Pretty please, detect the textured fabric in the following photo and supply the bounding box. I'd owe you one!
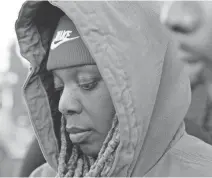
[29,163,56,177]
[18,137,46,177]
[15,1,212,177]
[47,15,95,71]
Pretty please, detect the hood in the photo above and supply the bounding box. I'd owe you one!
[15,1,191,176]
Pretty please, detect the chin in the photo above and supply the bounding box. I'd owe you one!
[79,142,101,158]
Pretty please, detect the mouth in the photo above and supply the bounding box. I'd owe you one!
[177,43,201,64]
[66,127,92,143]
[66,127,90,134]
[179,43,197,54]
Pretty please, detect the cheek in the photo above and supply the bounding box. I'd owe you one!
[189,4,212,50]
[83,83,115,133]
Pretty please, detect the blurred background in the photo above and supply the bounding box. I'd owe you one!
[0,1,212,177]
[0,0,34,176]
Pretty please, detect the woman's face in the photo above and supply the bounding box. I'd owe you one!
[53,65,115,157]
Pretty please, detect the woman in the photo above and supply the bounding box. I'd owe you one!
[15,1,212,177]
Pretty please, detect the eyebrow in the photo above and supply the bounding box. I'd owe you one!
[51,65,100,85]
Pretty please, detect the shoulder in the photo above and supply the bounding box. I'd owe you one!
[29,163,56,177]
[170,133,212,176]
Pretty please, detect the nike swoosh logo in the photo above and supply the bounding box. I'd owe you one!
[50,36,80,50]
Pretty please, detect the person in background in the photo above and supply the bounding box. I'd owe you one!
[161,1,212,68]
[160,1,212,145]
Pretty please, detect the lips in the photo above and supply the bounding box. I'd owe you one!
[177,43,201,64]
[66,127,89,134]
[179,43,196,54]
[66,127,92,143]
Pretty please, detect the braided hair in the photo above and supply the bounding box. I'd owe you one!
[56,115,120,177]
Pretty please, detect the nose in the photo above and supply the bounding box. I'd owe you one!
[58,87,82,115]
[160,1,202,34]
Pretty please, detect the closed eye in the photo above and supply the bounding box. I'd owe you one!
[79,81,98,91]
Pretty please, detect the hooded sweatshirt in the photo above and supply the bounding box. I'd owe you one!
[15,1,212,177]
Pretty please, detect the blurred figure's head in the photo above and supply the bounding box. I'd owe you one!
[160,1,212,70]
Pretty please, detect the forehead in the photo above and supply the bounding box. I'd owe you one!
[52,64,100,79]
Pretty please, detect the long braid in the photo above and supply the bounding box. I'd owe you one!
[73,157,83,177]
[96,116,118,159]
[82,155,89,176]
[86,126,120,177]
[87,156,95,167]
[100,127,120,176]
[56,116,67,177]
[100,152,115,176]
[56,115,120,177]
[97,125,119,176]
[88,116,118,170]
[64,145,79,177]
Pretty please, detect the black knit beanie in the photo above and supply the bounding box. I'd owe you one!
[47,15,95,71]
